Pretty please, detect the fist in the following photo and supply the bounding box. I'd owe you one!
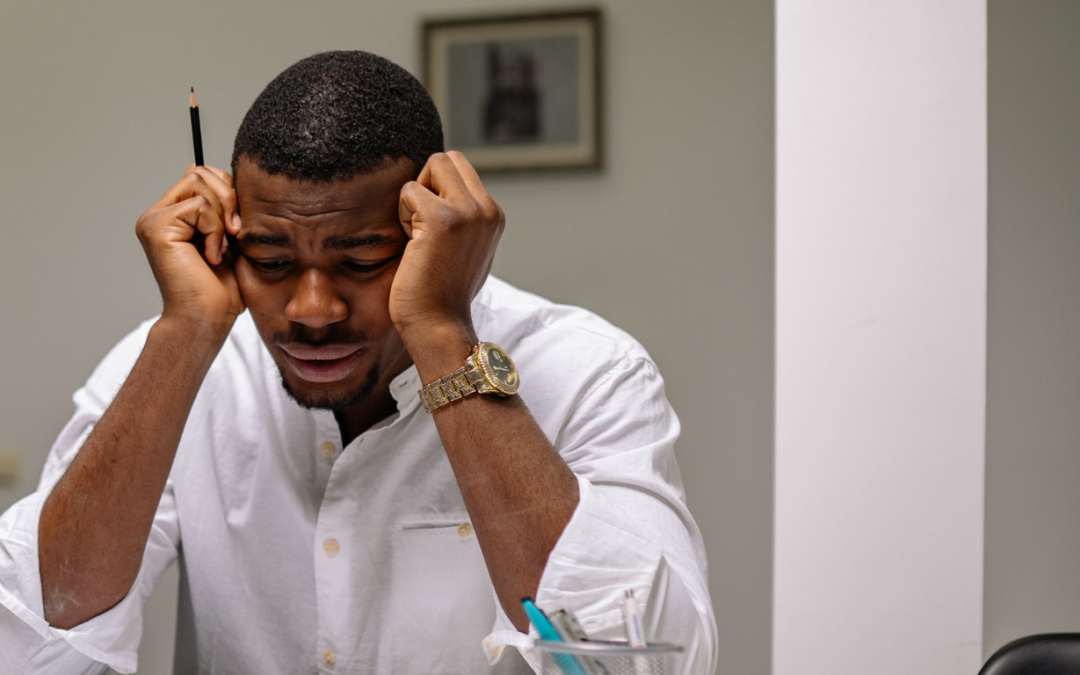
[392,152,504,344]
[135,165,245,332]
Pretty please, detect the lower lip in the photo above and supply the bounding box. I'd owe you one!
[281,349,365,383]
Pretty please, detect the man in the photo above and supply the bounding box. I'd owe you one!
[0,51,716,674]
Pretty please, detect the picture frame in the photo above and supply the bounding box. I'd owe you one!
[422,9,603,173]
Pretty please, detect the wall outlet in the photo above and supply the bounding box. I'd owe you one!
[0,449,21,485]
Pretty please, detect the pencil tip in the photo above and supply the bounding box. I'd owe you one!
[191,86,194,92]
[190,89,198,108]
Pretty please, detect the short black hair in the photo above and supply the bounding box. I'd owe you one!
[232,51,444,181]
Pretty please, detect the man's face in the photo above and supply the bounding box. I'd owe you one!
[232,156,416,410]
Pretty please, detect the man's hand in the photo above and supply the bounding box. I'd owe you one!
[136,164,245,334]
[392,152,504,356]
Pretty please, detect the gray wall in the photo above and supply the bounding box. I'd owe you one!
[0,2,775,674]
[984,0,1080,659]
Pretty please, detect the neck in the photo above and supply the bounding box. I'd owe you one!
[332,349,413,446]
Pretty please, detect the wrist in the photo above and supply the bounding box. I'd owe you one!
[153,312,234,354]
[401,321,477,385]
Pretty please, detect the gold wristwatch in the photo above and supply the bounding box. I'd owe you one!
[418,342,519,413]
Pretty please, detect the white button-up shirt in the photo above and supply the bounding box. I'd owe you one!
[0,277,717,675]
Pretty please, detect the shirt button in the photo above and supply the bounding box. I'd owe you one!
[324,649,337,665]
[320,441,336,458]
[457,522,473,538]
[323,538,340,557]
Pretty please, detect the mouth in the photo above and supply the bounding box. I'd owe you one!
[278,343,366,383]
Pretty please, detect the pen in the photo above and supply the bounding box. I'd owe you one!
[550,609,589,642]
[550,610,607,675]
[522,598,587,675]
[622,590,649,675]
[561,609,595,645]
[522,597,562,642]
[621,589,647,648]
[189,87,204,166]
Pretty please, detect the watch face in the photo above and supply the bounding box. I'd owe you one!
[479,343,519,395]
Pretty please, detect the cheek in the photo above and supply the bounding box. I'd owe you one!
[343,269,397,324]
[236,269,288,319]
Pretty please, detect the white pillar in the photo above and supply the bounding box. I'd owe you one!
[773,2,987,674]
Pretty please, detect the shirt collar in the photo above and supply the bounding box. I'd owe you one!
[389,364,421,414]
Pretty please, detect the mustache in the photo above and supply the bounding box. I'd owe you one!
[270,324,375,346]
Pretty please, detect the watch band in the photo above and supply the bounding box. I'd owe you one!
[418,345,497,413]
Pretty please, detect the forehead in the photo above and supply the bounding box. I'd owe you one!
[234,156,414,232]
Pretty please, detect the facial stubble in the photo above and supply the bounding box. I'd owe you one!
[276,357,383,411]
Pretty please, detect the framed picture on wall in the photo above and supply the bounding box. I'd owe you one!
[422,9,603,173]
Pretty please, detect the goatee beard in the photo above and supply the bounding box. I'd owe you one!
[277,359,382,411]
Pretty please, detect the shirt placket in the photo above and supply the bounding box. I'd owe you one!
[311,368,419,672]
[312,410,349,672]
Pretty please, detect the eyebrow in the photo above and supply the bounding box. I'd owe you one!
[238,233,290,248]
[324,234,398,251]
[237,233,398,251]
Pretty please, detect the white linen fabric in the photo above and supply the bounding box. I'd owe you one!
[0,277,717,675]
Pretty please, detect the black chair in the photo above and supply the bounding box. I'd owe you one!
[980,634,1080,674]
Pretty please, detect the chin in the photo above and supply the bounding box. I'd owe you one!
[277,362,381,411]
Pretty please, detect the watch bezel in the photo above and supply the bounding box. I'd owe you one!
[475,342,520,396]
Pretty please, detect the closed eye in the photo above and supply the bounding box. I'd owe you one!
[246,259,290,273]
[342,256,400,274]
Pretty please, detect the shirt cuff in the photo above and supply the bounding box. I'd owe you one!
[0,490,151,674]
[482,474,664,670]
[482,628,534,667]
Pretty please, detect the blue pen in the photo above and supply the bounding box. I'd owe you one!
[522,598,587,675]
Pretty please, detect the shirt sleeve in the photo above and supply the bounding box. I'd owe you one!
[482,356,718,675]
[0,319,180,675]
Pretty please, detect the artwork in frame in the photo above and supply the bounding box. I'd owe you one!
[422,9,603,173]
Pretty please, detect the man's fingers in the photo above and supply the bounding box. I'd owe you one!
[169,170,232,264]
[399,180,447,239]
[153,166,237,225]
[444,151,503,229]
[188,176,228,265]
[443,151,488,201]
[190,167,239,235]
[199,165,240,236]
[201,165,234,187]
[154,166,202,208]
[421,152,472,201]
[402,152,503,242]
[162,195,228,265]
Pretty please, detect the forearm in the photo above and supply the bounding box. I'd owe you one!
[394,152,581,632]
[38,317,227,628]
[410,329,580,632]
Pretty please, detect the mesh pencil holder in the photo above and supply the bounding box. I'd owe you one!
[536,640,684,675]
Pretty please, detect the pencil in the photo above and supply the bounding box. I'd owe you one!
[189,87,204,166]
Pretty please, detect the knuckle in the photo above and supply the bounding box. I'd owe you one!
[461,201,482,223]
[436,204,459,227]
[136,210,159,236]
[481,199,501,223]
[466,199,488,223]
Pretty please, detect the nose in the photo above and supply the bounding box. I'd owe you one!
[284,269,348,329]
